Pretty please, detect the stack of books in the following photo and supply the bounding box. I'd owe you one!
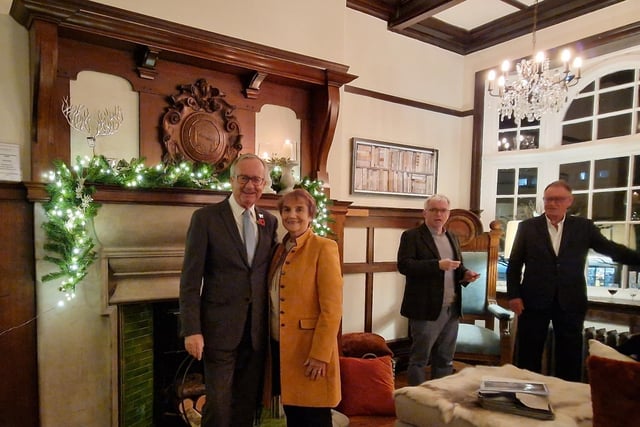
[477,377,555,420]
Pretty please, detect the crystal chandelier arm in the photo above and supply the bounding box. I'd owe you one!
[485,0,582,125]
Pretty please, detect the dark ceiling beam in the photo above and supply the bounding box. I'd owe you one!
[346,0,394,21]
[348,0,627,55]
[468,0,626,54]
[400,18,469,54]
[499,0,528,10]
[389,0,465,30]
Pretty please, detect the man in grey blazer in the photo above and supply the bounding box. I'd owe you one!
[507,180,640,381]
[179,153,278,427]
[398,194,480,385]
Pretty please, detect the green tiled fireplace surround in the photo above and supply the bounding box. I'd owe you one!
[120,304,154,427]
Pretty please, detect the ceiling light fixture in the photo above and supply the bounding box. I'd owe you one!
[486,0,582,124]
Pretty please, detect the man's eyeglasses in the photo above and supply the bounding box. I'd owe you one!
[236,175,265,185]
[543,196,570,203]
[427,208,449,214]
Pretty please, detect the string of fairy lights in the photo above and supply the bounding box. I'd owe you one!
[41,155,334,303]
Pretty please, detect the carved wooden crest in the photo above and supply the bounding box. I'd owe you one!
[162,78,242,171]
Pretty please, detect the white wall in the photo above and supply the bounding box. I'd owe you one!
[93,0,347,64]
[0,14,29,179]
[335,9,470,209]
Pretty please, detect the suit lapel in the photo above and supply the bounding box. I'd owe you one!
[419,224,440,257]
[220,199,249,264]
[254,208,272,263]
[557,215,575,256]
[534,215,557,258]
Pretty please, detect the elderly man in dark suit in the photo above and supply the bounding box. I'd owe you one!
[507,179,640,381]
[179,153,278,427]
[398,194,480,385]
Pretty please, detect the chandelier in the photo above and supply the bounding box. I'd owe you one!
[486,0,582,124]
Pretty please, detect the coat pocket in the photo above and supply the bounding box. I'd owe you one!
[299,318,317,330]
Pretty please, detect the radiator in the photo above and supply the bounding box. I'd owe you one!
[541,326,630,382]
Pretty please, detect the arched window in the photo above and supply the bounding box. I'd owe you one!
[481,51,640,295]
[562,69,639,145]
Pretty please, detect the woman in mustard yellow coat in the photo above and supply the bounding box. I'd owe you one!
[267,188,343,427]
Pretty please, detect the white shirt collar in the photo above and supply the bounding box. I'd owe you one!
[228,195,254,221]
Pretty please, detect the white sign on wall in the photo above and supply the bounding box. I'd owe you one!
[0,142,21,182]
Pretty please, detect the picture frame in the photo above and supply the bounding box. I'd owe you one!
[351,137,438,197]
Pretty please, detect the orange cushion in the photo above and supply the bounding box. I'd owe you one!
[337,356,395,417]
[587,354,640,427]
[341,332,393,358]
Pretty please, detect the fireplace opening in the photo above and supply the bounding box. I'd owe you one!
[153,301,204,427]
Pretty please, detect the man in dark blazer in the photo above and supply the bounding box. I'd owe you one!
[507,180,640,381]
[179,153,278,427]
[398,194,480,385]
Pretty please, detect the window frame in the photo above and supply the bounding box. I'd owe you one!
[481,51,640,297]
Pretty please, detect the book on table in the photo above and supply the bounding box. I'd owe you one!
[477,377,555,420]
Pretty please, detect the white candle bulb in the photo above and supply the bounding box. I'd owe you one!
[283,140,292,160]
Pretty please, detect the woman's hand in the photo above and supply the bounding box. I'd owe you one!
[304,357,327,380]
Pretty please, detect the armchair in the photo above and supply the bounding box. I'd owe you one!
[445,210,515,366]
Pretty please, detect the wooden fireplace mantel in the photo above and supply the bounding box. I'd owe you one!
[25,181,352,257]
[10,0,358,184]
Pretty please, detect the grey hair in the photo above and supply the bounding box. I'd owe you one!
[424,194,450,209]
[229,153,268,179]
[544,179,573,193]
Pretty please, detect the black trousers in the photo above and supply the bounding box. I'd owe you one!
[514,303,584,382]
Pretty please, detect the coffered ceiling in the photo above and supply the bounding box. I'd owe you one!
[347,0,628,55]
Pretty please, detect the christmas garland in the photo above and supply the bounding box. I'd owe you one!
[42,155,333,298]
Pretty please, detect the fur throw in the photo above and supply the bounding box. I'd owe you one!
[394,364,592,427]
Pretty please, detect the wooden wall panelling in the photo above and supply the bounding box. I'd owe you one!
[343,207,423,333]
[13,0,357,185]
[29,19,64,180]
[0,183,38,427]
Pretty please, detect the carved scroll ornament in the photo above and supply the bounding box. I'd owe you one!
[162,79,242,172]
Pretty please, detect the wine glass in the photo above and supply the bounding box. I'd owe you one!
[607,287,619,298]
[629,282,638,300]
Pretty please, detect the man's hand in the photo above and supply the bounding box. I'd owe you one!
[185,334,204,360]
[463,270,481,282]
[508,298,524,316]
[439,258,461,271]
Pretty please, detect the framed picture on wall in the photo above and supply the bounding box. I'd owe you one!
[351,137,438,197]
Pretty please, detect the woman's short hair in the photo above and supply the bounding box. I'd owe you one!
[278,188,317,218]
